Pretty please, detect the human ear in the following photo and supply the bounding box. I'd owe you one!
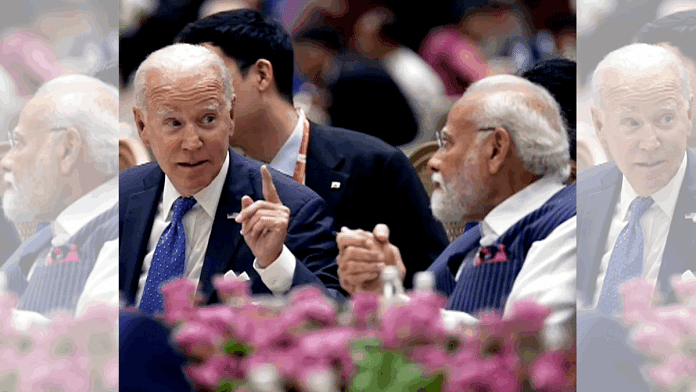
[58,128,83,175]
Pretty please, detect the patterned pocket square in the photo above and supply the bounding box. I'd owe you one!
[46,244,80,266]
[474,244,508,266]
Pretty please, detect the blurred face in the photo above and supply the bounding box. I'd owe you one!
[202,44,258,145]
[428,100,492,222]
[135,67,234,197]
[1,95,63,222]
[593,66,691,196]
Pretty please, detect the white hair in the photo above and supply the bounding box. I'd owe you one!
[133,43,234,115]
[592,43,691,108]
[464,74,571,180]
[36,74,119,177]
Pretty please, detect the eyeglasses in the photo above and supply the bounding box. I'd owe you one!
[435,127,497,150]
[7,128,68,150]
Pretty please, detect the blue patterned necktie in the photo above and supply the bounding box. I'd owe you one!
[597,196,654,315]
[139,197,197,315]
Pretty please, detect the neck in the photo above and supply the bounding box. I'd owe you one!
[234,100,298,163]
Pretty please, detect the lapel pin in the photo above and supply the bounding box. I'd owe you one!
[331,181,341,189]
[686,213,696,221]
[227,212,240,220]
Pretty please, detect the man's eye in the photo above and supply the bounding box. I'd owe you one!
[621,118,640,129]
[660,114,674,124]
[165,119,181,127]
[202,115,216,125]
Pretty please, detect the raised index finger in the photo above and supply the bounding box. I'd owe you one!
[261,165,281,204]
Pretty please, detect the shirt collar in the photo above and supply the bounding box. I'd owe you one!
[52,176,118,245]
[270,109,305,177]
[162,151,230,220]
[480,175,566,246]
[619,151,687,221]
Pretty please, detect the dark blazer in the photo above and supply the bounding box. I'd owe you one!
[305,122,449,288]
[119,150,341,305]
[577,148,696,304]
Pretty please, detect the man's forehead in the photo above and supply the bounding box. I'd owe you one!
[144,68,226,110]
[601,67,682,96]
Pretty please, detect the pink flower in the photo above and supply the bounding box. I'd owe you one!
[619,278,659,324]
[671,276,696,303]
[505,300,553,333]
[529,349,576,392]
[101,354,118,390]
[297,328,356,381]
[172,322,218,359]
[631,321,682,358]
[162,278,198,325]
[20,358,92,392]
[647,354,696,388]
[445,357,521,392]
[381,294,448,349]
[283,293,337,329]
[351,294,380,330]
[186,355,228,389]
[213,275,250,302]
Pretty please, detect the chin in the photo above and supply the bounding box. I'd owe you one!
[2,192,39,223]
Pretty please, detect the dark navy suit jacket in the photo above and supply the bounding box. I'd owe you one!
[305,122,449,288]
[577,148,696,305]
[119,150,342,305]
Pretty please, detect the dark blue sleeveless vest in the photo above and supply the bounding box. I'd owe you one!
[1,204,118,316]
[427,183,576,315]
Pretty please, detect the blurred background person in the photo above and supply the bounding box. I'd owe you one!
[634,9,696,149]
[120,0,576,152]
[520,59,577,183]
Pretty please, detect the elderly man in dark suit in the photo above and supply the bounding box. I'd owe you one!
[119,43,341,311]
[175,9,449,291]
[578,43,696,311]
[576,42,696,392]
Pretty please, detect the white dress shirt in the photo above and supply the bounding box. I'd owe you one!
[12,177,119,326]
[269,109,305,183]
[135,152,297,305]
[441,175,576,327]
[591,152,688,307]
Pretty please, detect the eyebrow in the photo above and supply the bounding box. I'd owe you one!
[202,101,221,111]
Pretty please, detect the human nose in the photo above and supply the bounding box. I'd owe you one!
[427,149,442,174]
[1,149,14,174]
[637,125,660,151]
[181,124,203,151]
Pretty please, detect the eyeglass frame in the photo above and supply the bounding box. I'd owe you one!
[435,126,498,150]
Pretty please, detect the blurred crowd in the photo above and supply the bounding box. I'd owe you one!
[120,0,576,153]
[0,0,117,145]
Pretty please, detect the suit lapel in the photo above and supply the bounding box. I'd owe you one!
[121,168,163,304]
[198,151,249,300]
[577,165,621,305]
[657,150,696,300]
[305,123,349,210]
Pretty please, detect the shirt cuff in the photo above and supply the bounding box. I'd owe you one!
[253,245,296,294]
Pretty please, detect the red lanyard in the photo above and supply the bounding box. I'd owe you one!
[292,111,311,184]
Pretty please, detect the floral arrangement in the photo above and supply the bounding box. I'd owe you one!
[163,274,576,392]
[620,276,696,391]
[0,293,118,392]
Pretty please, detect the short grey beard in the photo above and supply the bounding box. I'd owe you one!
[430,180,466,223]
[3,174,42,224]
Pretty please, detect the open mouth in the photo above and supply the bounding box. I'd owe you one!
[179,160,208,168]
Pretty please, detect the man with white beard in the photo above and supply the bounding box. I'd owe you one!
[0,74,118,320]
[337,74,576,324]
